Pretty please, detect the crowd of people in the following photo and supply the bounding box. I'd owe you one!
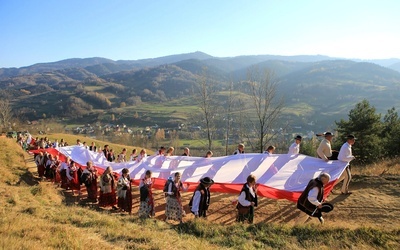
[18,130,356,225]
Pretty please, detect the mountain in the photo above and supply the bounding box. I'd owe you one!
[388,62,400,73]
[2,52,400,132]
[0,52,214,79]
[0,57,115,78]
[279,60,400,118]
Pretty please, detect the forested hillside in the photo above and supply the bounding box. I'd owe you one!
[1,52,400,132]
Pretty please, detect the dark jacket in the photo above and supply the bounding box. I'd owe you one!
[189,183,210,216]
[297,178,324,213]
[237,183,258,208]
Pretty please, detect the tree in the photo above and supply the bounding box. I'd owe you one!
[195,67,219,150]
[244,67,284,153]
[224,81,235,155]
[0,99,12,130]
[335,99,383,164]
[381,107,400,157]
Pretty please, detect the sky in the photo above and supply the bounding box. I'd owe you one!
[1,0,400,68]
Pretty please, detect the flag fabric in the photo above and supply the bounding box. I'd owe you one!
[30,146,348,202]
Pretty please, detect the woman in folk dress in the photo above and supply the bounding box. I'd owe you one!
[98,166,117,209]
[117,168,132,214]
[67,160,81,196]
[138,170,155,218]
[164,172,189,223]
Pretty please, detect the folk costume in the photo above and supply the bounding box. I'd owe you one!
[189,177,214,218]
[165,180,185,221]
[296,177,334,224]
[98,172,117,207]
[236,183,258,223]
[35,153,45,178]
[51,159,61,185]
[117,175,132,213]
[81,168,98,202]
[45,157,54,180]
[288,135,302,154]
[67,163,81,192]
[59,161,69,189]
[337,135,356,194]
[138,177,155,218]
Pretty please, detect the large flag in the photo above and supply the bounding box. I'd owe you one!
[31,146,348,202]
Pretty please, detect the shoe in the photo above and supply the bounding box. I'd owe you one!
[318,217,324,224]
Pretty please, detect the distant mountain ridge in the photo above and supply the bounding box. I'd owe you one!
[1,51,400,132]
[2,52,399,79]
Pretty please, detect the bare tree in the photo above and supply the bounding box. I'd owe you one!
[224,81,235,155]
[195,67,219,150]
[0,99,12,130]
[244,67,284,153]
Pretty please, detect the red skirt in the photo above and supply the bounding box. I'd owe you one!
[87,182,98,201]
[99,190,117,207]
[69,171,81,191]
[54,169,61,184]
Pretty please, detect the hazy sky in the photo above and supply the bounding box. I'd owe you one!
[1,0,399,68]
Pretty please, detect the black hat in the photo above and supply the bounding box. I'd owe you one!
[346,134,356,140]
[324,132,334,137]
[200,177,214,185]
[294,135,302,140]
[320,203,334,213]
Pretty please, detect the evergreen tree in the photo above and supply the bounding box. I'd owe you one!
[381,107,400,157]
[335,99,383,164]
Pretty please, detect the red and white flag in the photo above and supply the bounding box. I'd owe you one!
[32,146,348,202]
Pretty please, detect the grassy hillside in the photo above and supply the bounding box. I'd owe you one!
[1,136,400,249]
[34,132,154,155]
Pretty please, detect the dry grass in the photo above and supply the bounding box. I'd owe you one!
[353,157,400,176]
[1,136,399,249]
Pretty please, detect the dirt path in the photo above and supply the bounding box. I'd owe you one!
[26,155,400,229]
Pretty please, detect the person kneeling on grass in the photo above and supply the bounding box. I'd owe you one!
[296,172,334,225]
[189,177,214,218]
[236,174,258,224]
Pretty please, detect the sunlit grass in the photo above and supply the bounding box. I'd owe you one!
[1,136,399,249]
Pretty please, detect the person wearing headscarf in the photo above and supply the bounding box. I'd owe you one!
[81,161,98,202]
[138,170,155,218]
[117,168,132,214]
[189,177,214,218]
[66,160,81,196]
[98,166,117,209]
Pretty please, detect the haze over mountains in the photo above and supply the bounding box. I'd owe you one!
[1,52,400,132]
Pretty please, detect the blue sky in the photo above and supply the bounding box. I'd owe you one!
[1,0,399,68]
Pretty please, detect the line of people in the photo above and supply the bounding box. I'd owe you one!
[31,133,355,225]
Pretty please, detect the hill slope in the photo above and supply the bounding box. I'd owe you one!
[2,54,400,131]
[1,136,400,249]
